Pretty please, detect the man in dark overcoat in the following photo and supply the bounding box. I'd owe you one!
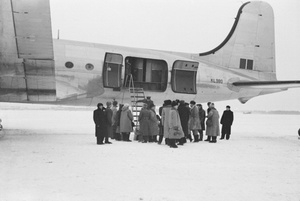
[178,100,190,143]
[93,103,107,145]
[204,102,212,142]
[220,105,234,140]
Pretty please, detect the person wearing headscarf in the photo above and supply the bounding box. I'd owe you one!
[93,103,107,145]
[168,101,184,148]
[120,103,133,141]
[206,103,220,143]
[161,99,172,145]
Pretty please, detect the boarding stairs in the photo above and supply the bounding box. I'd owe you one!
[126,74,145,138]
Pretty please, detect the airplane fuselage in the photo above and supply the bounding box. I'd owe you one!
[52,39,282,106]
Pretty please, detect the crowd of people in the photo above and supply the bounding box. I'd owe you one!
[93,99,234,148]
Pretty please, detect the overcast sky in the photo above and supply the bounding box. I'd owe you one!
[49,0,300,111]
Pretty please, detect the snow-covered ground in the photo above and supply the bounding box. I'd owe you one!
[1,103,300,201]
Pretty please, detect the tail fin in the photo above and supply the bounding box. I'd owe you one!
[0,0,56,102]
[199,2,276,78]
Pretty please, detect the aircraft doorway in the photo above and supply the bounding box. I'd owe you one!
[103,53,123,88]
[171,60,199,94]
[125,57,168,92]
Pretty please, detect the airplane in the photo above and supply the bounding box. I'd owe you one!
[1,0,300,110]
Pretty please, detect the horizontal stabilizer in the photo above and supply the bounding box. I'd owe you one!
[232,80,300,89]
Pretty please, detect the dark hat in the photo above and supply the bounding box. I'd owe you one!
[97,103,103,108]
[171,100,178,107]
[190,100,196,105]
[112,100,118,106]
[226,105,231,108]
[164,99,172,105]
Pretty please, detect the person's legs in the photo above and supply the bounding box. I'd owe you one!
[204,135,211,141]
[198,129,203,141]
[105,128,112,144]
[169,139,178,148]
[97,136,104,145]
[192,130,199,142]
[209,136,217,143]
[126,132,132,142]
[158,135,163,144]
[220,125,226,139]
[226,125,231,140]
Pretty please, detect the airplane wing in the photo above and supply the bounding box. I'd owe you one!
[0,0,56,102]
[232,80,300,89]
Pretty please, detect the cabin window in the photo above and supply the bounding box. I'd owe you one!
[65,61,74,68]
[124,57,168,92]
[239,59,246,69]
[247,59,253,70]
[240,58,253,70]
[85,63,94,71]
[103,53,123,88]
[171,60,198,94]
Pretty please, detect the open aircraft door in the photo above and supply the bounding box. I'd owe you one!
[103,53,123,88]
[171,60,199,94]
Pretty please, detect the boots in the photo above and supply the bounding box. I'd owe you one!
[152,135,158,142]
[193,134,199,142]
[209,136,217,143]
[220,133,225,140]
[158,135,163,145]
[226,134,230,140]
[123,133,131,142]
[204,136,211,142]
[169,139,178,148]
[177,137,185,145]
[165,138,169,145]
[115,133,121,141]
[199,130,203,141]
[142,135,148,143]
[187,134,193,142]
[127,133,132,142]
